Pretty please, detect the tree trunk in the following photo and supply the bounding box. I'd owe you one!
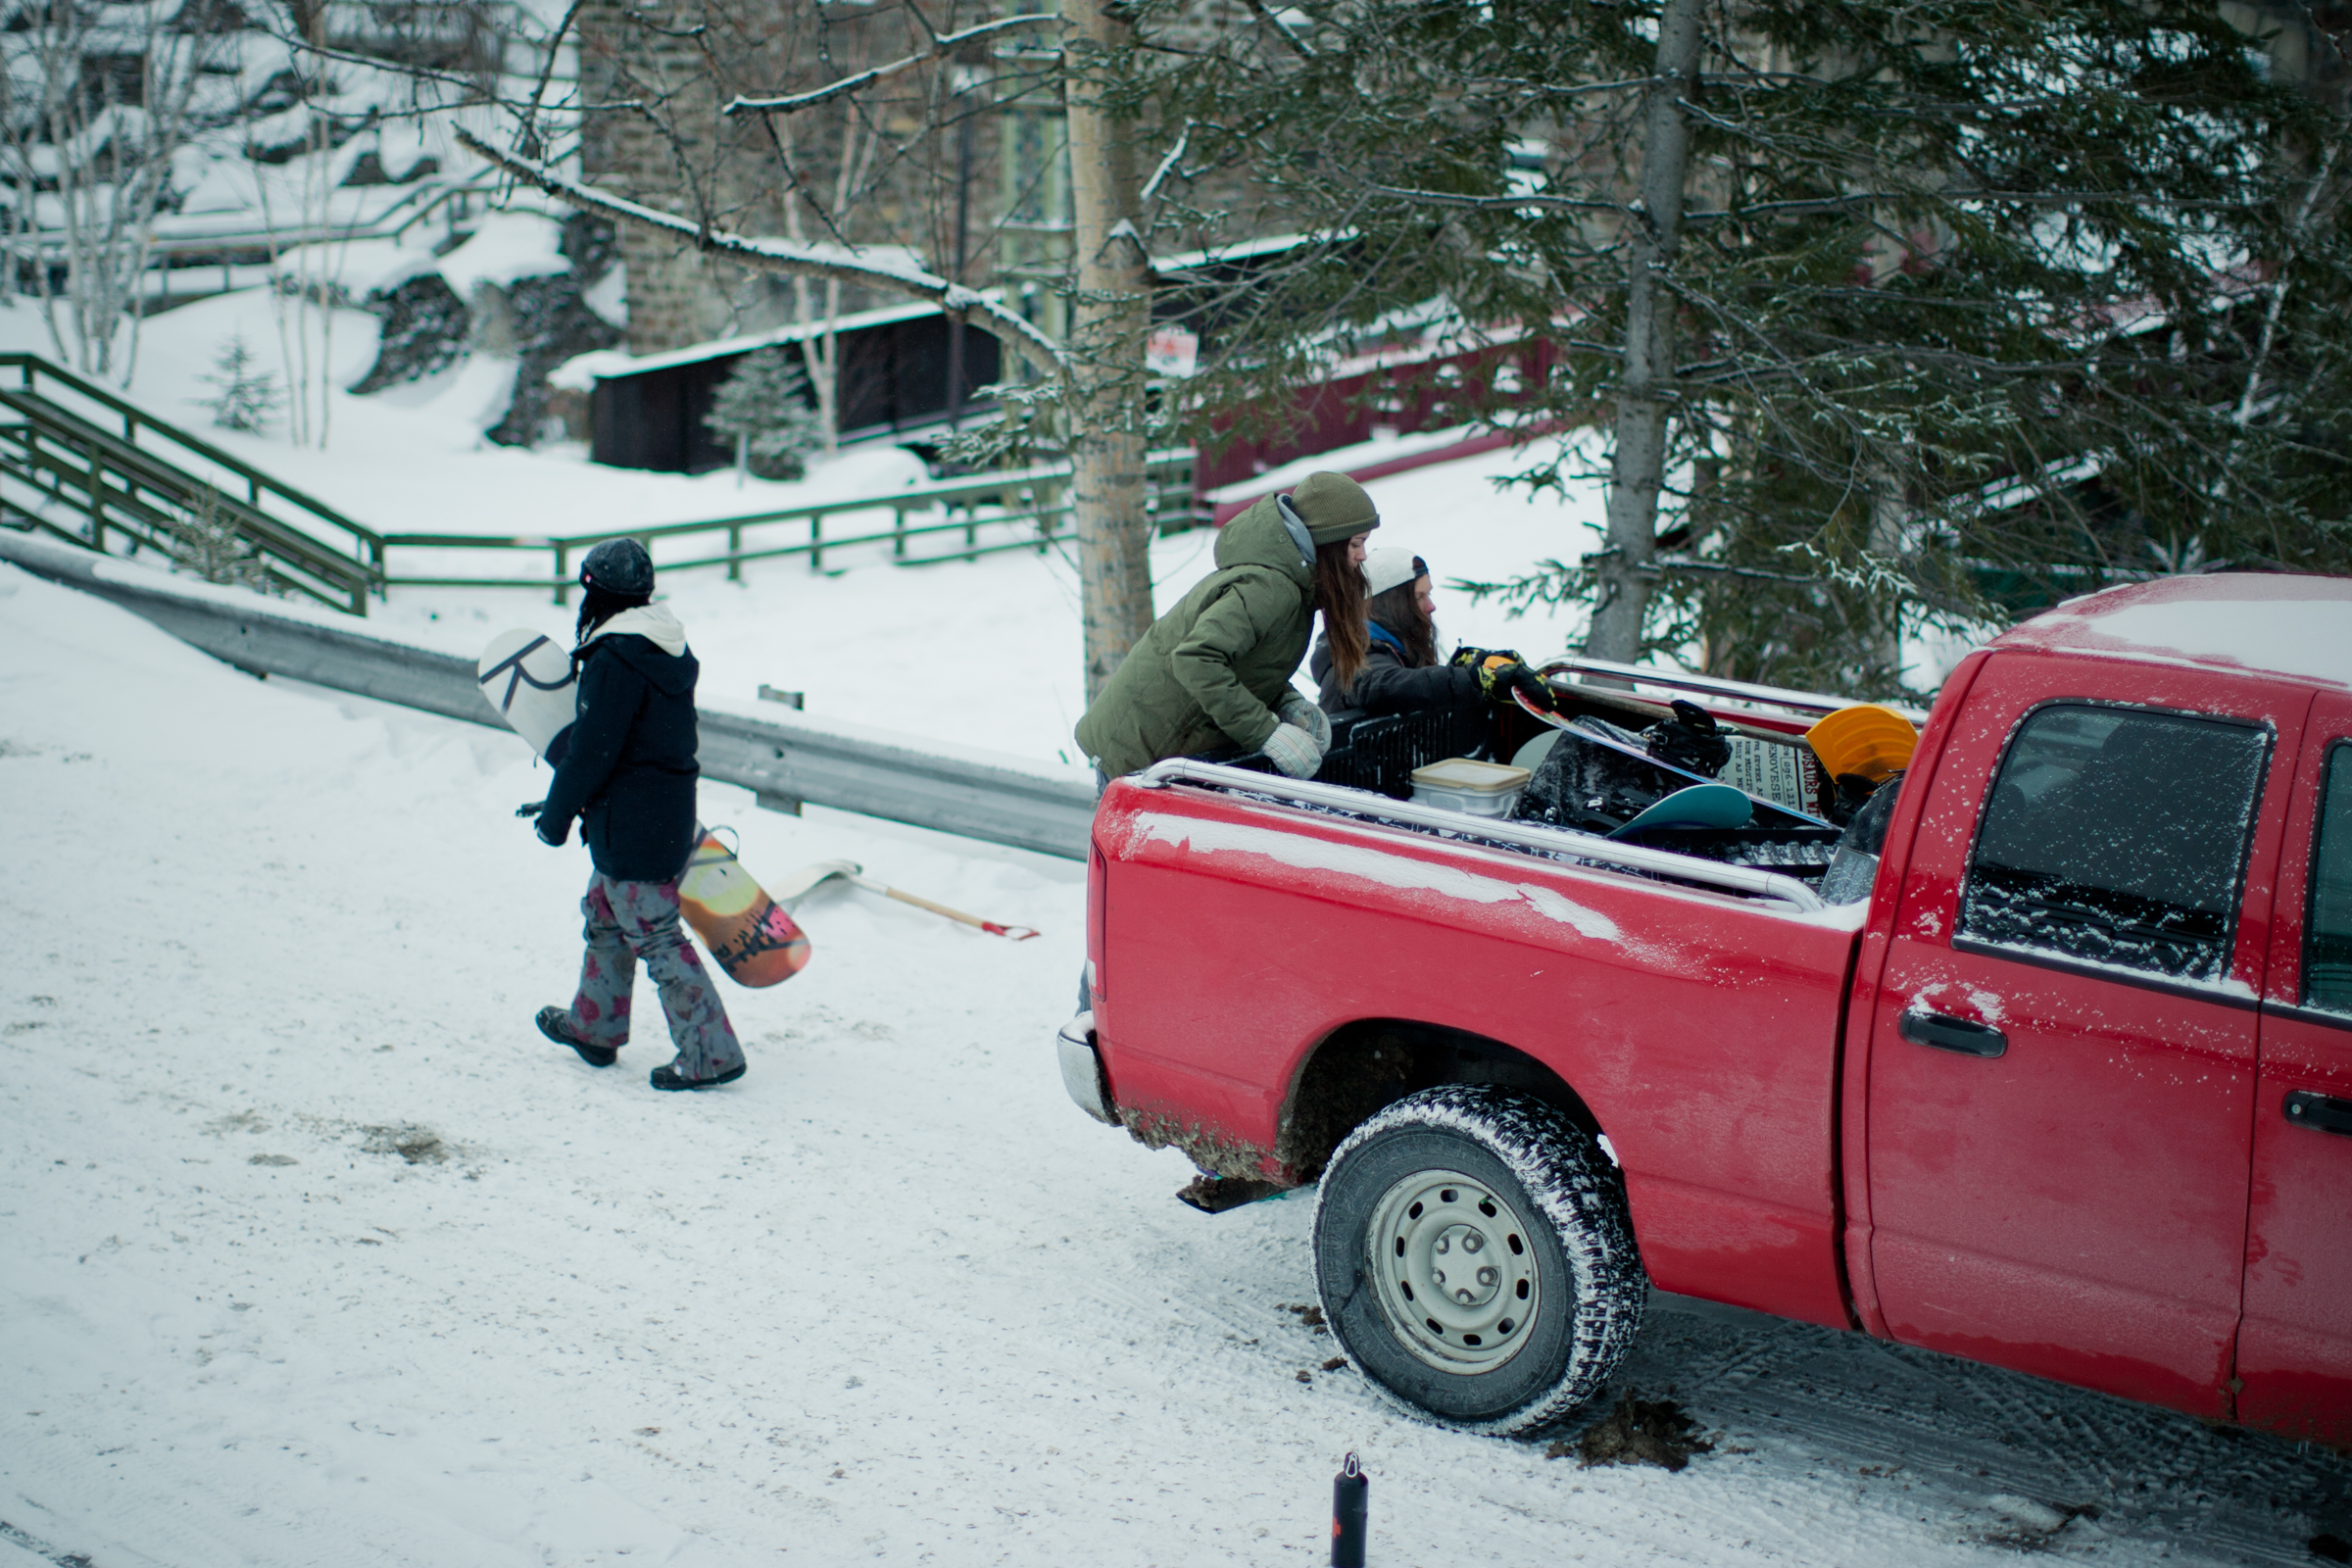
[1586,0,1706,663]
[1061,0,1154,703]
[776,112,858,455]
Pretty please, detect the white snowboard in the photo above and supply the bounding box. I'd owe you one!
[476,628,579,760]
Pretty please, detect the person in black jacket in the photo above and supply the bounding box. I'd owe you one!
[530,539,746,1092]
[1310,548,1550,717]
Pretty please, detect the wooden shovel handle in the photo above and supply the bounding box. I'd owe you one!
[879,884,1040,940]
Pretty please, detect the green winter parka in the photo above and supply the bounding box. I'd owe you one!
[1075,495,1316,777]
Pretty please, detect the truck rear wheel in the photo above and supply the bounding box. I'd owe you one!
[1312,1085,1645,1435]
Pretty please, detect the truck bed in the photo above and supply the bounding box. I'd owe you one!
[1093,760,1869,1331]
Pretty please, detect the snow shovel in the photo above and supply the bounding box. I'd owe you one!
[770,858,1041,940]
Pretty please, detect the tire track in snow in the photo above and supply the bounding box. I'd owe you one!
[1634,1295,2351,1563]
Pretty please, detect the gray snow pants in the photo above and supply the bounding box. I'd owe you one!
[564,870,745,1080]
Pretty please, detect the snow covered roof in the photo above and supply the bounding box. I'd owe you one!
[552,291,976,389]
[1991,574,2352,689]
[1147,230,1318,277]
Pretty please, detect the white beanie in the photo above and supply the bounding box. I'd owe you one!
[1362,548,1427,598]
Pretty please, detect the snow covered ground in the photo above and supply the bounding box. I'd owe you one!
[6,545,2352,1565]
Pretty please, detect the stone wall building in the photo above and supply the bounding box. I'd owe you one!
[570,0,1293,360]
[574,0,1031,357]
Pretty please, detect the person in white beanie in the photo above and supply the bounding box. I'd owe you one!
[1311,547,1550,717]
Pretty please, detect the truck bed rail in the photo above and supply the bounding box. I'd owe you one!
[1541,655,1933,727]
[1133,759,1828,912]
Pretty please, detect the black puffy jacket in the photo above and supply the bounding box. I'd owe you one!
[1311,620,1478,716]
[538,613,701,882]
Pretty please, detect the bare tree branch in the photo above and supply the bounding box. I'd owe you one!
[1238,0,1316,60]
[453,127,1064,375]
[1139,122,1192,206]
[1462,75,1653,99]
[1365,181,1628,217]
[723,14,1058,117]
[520,0,587,149]
[1370,177,2244,224]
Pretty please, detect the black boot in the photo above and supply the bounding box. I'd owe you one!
[650,1061,746,1091]
[537,1005,617,1068]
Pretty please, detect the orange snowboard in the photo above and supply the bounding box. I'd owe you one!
[677,829,811,988]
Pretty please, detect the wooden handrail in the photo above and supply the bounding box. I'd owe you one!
[0,354,386,552]
[372,447,1201,603]
[0,356,386,613]
[0,392,375,586]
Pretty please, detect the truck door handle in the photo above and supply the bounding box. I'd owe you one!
[2285,1091,2352,1136]
[1898,1010,2008,1058]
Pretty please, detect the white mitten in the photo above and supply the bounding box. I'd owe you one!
[1260,722,1326,779]
[1276,690,1332,749]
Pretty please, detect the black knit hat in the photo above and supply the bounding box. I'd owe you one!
[580,538,654,599]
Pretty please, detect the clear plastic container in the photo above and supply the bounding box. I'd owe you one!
[1407,757,1532,817]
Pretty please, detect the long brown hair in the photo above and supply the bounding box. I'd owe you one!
[1366,576,1438,669]
[1314,538,1369,694]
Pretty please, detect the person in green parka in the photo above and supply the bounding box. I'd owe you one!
[1076,471,1380,780]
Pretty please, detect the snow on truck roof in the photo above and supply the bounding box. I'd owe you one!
[1991,573,2352,689]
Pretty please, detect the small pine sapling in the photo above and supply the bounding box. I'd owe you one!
[705,347,822,483]
[198,334,284,434]
[173,486,278,595]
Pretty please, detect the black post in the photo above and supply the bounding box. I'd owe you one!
[1331,1452,1367,1567]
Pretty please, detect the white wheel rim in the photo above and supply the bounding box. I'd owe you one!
[1365,1167,1541,1373]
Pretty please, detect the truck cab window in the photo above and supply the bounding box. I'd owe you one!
[2306,743,2352,1014]
[1958,705,2268,983]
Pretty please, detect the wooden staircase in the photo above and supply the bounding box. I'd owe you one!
[0,354,385,615]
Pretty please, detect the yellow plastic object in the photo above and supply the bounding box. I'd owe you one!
[1804,705,1919,786]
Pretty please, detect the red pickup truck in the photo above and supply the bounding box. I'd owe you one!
[1057,573,2352,1444]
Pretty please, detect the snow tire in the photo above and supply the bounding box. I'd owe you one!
[1312,1084,1645,1436]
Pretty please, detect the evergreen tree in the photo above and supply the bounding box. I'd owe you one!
[173,487,278,595]
[197,334,284,435]
[704,347,824,483]
[1148,0,2352,699]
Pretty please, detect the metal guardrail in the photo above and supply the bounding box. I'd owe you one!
[0,528,1097,860]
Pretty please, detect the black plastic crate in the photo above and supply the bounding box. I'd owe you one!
[1314,707,1498,798]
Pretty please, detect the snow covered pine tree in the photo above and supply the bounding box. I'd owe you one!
[705,348,822,483]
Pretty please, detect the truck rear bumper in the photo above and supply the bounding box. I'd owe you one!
[1056,1010,1117,1124]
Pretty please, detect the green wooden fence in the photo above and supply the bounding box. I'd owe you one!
[0,349,1201,613]
[378,449,1204,604]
